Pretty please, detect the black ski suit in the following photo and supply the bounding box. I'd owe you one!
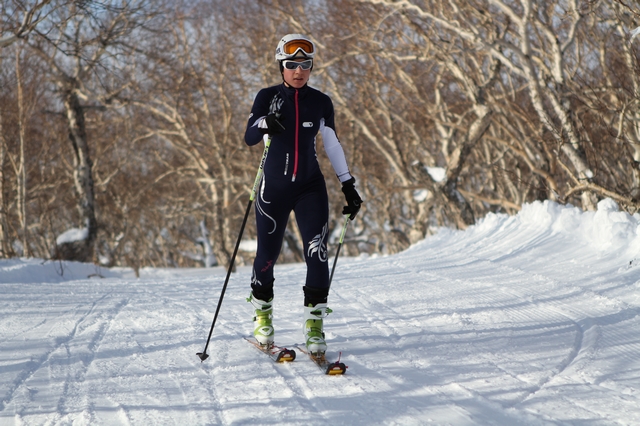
[245,83,352,298]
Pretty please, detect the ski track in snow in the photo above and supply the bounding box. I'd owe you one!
[1,200,640,425]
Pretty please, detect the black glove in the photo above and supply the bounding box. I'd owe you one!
[341,177,362,219]
[260,113,285,135]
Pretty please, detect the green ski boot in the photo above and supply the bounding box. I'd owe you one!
[303,303,331,355]
[248,293,274,346]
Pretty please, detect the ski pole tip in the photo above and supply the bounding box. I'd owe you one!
[196,352,209,362]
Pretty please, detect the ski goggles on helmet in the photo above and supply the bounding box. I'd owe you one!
[282,39,315,58]
[282,59,313,70]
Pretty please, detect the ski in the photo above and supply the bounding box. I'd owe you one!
[295,345,347,375]
[244,337,296,362]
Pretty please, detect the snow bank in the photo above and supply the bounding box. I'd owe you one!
[0,258,131,284]
[470,199,640,259]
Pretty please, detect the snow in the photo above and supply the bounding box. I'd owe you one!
[239,239,257,253]
[2,199,640,425]
[426,166,446,182]
[55,228,89,245]
[413,166,445,202]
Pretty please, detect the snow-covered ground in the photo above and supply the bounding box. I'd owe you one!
[2,198,640,425]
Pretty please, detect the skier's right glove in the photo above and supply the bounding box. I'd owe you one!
[341,177,362,219]
[259,113,286,135]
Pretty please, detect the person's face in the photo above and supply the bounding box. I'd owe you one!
[282,59,312,88]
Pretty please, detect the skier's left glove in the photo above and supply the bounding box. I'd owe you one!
[341,177,362,219]
[258,113,285,135]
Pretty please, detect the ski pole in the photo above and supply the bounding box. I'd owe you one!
[328,216,350,289]
[197,135,271,362]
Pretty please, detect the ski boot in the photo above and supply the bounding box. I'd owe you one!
[303,303,331,355]
[248,292,274,347]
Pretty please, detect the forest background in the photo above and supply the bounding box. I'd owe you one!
[1,0,639,272]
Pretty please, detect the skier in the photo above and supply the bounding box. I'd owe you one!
[244,34,362,355]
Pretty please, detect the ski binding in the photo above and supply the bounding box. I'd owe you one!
[295,345,347,375]
[245,337,296,362]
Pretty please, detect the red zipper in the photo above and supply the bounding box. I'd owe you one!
[292,89,299,182]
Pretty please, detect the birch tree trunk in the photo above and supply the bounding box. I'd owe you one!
[16,47,28,257]
[0,108,8,257]
[60,87,98,261]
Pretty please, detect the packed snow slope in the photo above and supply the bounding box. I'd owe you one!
[2,199,640,426]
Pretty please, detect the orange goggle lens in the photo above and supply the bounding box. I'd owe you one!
[283,39,314,56]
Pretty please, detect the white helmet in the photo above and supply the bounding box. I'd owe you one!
[275,34,316,61]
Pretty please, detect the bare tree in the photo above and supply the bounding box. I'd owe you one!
[0,98,9,257]
[0,0,53,48]
[22,0,165,261]
[2,0,640,266]
[0,38,66,257]
[346,0,633,228]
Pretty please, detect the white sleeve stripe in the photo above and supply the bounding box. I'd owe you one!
[252,115,267,128]
[319,118,352,182]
